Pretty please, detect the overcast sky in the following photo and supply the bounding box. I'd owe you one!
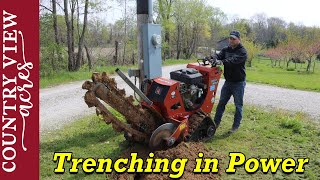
[209,0,320,27]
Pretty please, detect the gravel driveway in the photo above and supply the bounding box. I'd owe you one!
[40,64,320,133]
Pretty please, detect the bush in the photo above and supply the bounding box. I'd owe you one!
[40,44,67,78]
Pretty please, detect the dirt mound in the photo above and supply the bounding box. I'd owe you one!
[112,142,222,180]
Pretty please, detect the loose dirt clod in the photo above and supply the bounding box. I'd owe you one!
[112,142,223,180]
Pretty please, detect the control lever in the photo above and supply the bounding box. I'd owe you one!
[197,57,211,66]
[197,56,221,67]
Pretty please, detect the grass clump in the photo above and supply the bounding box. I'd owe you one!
[279,116,303,134]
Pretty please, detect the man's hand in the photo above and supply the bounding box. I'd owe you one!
[215,60,223,65]
[205,55,217,63]
[204,56,211,61]
[203,55,223,66]
[211,54,218,59]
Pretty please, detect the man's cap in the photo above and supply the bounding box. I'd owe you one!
[230,30,240,39]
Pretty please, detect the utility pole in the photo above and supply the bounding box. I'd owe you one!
[136,0,152,87]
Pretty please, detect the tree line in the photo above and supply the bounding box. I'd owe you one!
[40,0,320,77]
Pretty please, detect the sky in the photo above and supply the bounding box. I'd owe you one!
[100,0,320,27]
[209,0,320,27]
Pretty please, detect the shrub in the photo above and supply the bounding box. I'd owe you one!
[40,44,67,78]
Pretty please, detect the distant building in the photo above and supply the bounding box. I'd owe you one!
[216,37,228,51]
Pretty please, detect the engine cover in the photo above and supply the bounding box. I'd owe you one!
[170,68,202,85]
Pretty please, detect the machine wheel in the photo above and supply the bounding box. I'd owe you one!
[206,125,216,138]
[202,117,216,139]
[189,116,216,141]
[149,123,176,150]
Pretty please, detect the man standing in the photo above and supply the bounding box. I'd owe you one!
[213,30,247,133]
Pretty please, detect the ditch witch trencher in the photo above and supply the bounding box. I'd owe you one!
[82,0,223,150]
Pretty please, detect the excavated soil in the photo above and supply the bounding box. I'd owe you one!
[111,142,223,180]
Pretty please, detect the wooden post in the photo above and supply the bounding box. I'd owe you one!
[114,40,119,65]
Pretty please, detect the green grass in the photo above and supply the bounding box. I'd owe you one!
[40,59,195,88]
[40,115,126,180]
[40,65,135,88]
[40,105,320,179]
[41,57,320,92]
[247,58,320,92]
[207,105,320,179]
[163,58,196,66]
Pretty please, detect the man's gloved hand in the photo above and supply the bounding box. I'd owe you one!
[215,60,223,65]
[203,55,223,66]
[204,56,215,65]
[210,54,218,61]
[204,56,211,61]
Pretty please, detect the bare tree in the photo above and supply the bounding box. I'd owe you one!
[75,0,89,70]
[63,0,74,71]
[84,43,92,69]
[250,13,268,46]
[52,0,59,45]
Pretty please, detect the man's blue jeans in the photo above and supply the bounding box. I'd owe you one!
[214,81,246,129]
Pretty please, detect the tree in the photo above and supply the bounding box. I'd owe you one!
[75,0,89,70]
[156,0,174,60]
[265,17,287,48]
[172,0,211,59]
[62,0,104,71]
[265,47,282,67]
[250,13,268,46]
[302,40,320,72]
[115,0,130,64]
[87,18,110,47]
[40,2,68,76]
[207,6,227,49]
[39,0,65,71]
[242,38,261,67]
[63,0,74,71]
[280,38,303,69]
[230,18,252,38]
[40,0,320,75]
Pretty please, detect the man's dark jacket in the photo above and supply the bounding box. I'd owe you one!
[215,43,247,82]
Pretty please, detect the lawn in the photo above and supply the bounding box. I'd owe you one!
[40,59,195,88]
[41,57,320,92]
[40,105,320,179]
[246,58,320,92]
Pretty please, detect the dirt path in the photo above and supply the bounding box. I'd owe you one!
[40,64,320,133]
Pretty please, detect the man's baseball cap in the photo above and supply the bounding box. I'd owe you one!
[230,30,240,39]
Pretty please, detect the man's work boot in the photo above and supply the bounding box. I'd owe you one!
[228,127,238,134]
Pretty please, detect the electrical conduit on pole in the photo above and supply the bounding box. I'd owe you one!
[136,0,153,89]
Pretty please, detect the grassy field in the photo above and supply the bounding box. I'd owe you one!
[40,59,195,88]
[41,57,320,92]
[247,58,320,92]
[40,105,320,179]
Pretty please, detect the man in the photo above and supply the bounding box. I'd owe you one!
[213,30,247,133]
